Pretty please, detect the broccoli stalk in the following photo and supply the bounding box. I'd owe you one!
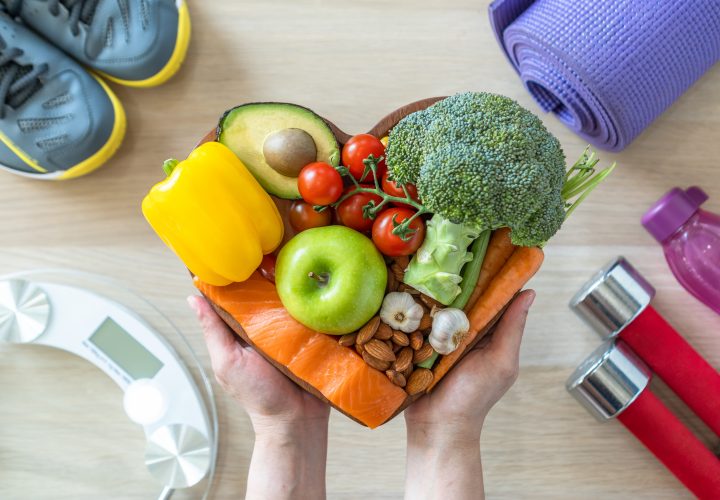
[450,229,491,309]
[562,147,616,220]
[402,214,482,305]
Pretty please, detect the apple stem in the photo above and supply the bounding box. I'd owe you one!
[308,271,329,286]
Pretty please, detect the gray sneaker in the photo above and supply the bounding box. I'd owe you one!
[0,12,125,179]
[7,0,191,87]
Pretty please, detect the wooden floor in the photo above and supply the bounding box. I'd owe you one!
[1,1,718,498]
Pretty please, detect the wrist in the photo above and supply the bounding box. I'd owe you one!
[405,421,485,499]
[406,419,483,450]
[252,414,328,443]
[246,416,328,500]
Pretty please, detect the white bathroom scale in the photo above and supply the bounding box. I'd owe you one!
[0,269,218,500]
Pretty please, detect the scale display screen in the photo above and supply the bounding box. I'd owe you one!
[89,317,163,379]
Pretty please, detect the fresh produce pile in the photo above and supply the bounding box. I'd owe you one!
[142,92,614,427]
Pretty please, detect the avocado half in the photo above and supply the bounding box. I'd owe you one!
[218,102,340,199]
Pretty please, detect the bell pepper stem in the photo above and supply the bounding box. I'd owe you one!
[163,159,180,177]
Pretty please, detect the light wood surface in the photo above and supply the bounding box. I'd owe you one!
[1,1,719,498]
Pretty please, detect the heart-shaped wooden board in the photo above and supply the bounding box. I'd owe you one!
[194,98,510,428]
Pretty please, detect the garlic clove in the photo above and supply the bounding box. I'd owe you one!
[428,307,470,355]
[379,292,424,333]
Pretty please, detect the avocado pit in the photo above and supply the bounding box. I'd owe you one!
[263,128,317,177]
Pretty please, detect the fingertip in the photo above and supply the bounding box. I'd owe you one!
[187,295,201,315]
[519,289,536,312]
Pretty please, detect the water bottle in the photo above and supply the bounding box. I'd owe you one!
[642,187,720,315]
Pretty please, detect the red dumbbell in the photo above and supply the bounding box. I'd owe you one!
[567,340,720,498]
[570,257,720,436]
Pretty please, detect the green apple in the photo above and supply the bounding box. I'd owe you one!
[276,225,387,334]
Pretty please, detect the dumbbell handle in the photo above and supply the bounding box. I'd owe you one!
[620,305,720,436]
[617,389,720,499]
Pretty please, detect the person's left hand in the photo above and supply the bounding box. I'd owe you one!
[188,295,330,430]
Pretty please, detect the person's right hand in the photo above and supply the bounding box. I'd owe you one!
[403,290,535,500]
[405,289,535,439]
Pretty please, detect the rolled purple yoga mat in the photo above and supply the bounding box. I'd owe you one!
[489,0,720,151]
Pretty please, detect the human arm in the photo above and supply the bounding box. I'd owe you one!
[188,295,329,500]
[403,290,535,500]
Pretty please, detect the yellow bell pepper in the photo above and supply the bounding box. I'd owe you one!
[142,141,284,286]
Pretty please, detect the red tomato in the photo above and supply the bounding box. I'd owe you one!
[371,207,426,257]
[289,200,332,232]
[298,162,343,205]
[336,185,383,232]
[259,254,277,283]
[342,134,387,182]
[381,170,420,206]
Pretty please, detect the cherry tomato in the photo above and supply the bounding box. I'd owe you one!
[342,134,387,182]
[289,200,332,232]
[336,185,383,232]
[259,254,277,283]
[381,170,420,206]
[371,207,426,257]
[298,162,343,205]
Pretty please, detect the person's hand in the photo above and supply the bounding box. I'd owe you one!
[403,290,535,500]
[188,295,330,429]
[405,289,535,437]
[189,295,329,500]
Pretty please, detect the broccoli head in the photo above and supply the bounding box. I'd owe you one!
[386,92,567,247]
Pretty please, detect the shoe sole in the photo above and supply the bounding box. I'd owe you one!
[0,74,127,181]
[97,0,192,88]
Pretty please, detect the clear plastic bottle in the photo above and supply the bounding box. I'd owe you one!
[642,187,720,315]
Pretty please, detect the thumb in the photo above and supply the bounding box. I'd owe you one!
[485,289,535,363]
[188,295,239,362]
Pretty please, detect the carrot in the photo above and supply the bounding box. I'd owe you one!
[429,245,544,391]
[463,227,515,313]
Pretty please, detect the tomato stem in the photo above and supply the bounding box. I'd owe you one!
[328,154,427,238]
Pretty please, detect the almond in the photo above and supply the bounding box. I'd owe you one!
[390,263,405,282]
[393,255,410,270]
[386,369,407,387]
[355,342,365,356]
[386,271,398,293]
[413,342,434,364]
[406,368,434,395]
[402,364,414,379]
[409,330,424,351]
[375,322,394,340]
[392,330,410,347]
[419,313,432,331]
[357,316,380,344]
[419,293,443,309]
[364,339,396,362]
[393,347,413,373]
[393,343,403,353]
[362,351,390,371]
[338,332,357,347]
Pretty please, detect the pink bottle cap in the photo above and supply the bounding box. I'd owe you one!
[641,187,709,243]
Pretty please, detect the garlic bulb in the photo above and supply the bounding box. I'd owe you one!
[380,292,424,333]
[429,308,470,355]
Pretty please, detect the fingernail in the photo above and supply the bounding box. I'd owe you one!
[523,290,536,309]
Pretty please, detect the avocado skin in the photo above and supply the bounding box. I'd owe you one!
[217,102,341,199]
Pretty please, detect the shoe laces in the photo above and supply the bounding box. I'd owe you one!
[0,44,48,119]
[8,0,100,37]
